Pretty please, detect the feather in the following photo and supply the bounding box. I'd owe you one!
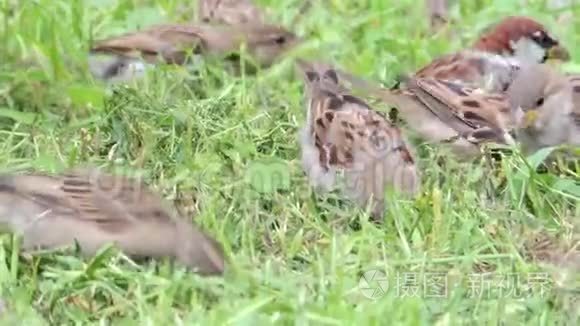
[297,60,420,221]
[0,168,225,275]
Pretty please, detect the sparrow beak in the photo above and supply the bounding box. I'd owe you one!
[522,109,539,128]
[546,44,571,62]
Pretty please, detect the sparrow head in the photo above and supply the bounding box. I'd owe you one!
[295,59,346,97]
[176,221,226,276]
[473,16,570,64]
[506,64,570,130]
[240,24,301,67]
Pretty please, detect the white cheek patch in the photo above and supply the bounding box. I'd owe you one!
[511,38,547,65]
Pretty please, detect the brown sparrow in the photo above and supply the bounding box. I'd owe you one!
[296,60,421,221]
[337,68,519,159]
[412,16,570,92]
[198,0,265,25]
[0,168,225,276]
[89,23,300,82]
[506,64,580,152]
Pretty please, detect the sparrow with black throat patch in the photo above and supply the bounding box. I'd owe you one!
[411,16,570,93]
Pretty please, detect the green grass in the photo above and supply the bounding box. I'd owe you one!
[0,0,579,324]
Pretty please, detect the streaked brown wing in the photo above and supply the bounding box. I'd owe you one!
[412,78,513,133]
[313,91,408,169]
[7,169,174,233]
[414,52,485,83]
[298,60,412,169]
[61,169,176,232]
[406,78,479,134]
[4,174,78,217]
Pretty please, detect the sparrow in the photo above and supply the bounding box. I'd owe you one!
[296,60,421,221]
[411,16,570,93]
[0,168,225,276]
[197,0,265,25]
[337,68,519,159]
[506,64,580,152]
[88,23,300,82]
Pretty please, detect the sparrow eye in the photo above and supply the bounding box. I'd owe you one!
[535,97,544,107]
[531,31,557,49]
[274,36,286,45]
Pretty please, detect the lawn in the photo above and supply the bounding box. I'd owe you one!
[0,0,579,324]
